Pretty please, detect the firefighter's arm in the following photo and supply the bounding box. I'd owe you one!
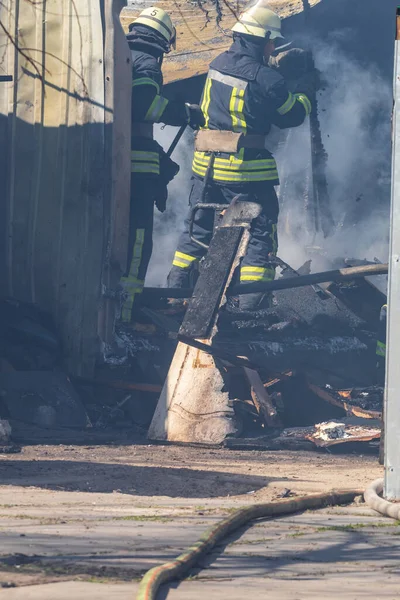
[132,74,172,123]
[269,79,312,129]
[132,74,203,127]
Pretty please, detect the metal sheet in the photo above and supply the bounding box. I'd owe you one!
[0,0,131,377]
[121,0,322,84]
[385,7,400,500]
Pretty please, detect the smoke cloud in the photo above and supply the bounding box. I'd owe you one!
[277,37,392,273]
[146,35,392,287]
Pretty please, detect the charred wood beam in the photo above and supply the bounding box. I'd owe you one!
[143,264,388,299]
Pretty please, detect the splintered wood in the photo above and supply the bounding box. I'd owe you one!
[244,368,282,427]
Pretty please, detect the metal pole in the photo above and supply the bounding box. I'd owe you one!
[142,263,388,299]
[384,7,400,500]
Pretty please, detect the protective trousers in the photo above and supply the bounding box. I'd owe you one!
[167,177,279,310]
[120,175,157,322]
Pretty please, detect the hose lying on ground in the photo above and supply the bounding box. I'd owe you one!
[364,478,400,520]
[136,489,362,600]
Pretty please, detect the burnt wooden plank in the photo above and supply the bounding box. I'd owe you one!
[179,226,242,339]
[327,279,386,329]
[243,368,282,428]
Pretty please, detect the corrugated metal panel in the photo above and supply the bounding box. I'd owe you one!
[0,0,131,376]
[121,0,322,83]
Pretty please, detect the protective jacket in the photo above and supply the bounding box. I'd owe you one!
[128,25,188,178]
[121,26,189,323]
[192,35,312,185]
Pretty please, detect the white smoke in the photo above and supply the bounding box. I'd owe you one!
[145,37,392,286]
[145,126,195,286]
[277,38,392,273]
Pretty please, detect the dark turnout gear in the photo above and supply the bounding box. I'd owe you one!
[167,177,279,301]
[191,35,311,186]
[122,24,188,322]
[168,34,310,309]
[185,103,206,130]
[270,48,313,81]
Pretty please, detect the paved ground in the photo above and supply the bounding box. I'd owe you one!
[0,444,398,599]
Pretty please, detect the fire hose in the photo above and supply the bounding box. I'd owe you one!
[136,481,398,600]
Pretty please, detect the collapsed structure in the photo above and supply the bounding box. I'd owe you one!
[0,0,395,450]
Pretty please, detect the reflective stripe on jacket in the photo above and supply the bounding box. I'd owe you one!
[129,31,187,177]
[192,36,311,185]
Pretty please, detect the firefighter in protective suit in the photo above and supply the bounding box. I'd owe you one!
[167,1,318,310]
[121,7,204,322]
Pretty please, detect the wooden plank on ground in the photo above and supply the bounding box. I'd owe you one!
[244,368,282,428]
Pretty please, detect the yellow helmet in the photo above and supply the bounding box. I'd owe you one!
[232,1,283,41]
[133,6,176,49]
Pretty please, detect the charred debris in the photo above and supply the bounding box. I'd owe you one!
[0,251,386,453]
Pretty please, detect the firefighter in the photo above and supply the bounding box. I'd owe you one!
[121,6,204,323]
[167,1,318,310]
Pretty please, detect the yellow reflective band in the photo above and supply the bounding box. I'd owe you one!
[193,156,276,171]
[131,164,159,174]
[241,266,270,273]
[173,260,192,269]
[240,275,275,282]
[295,93,312,116]
[230,87,247,133]
[277,92,296,116]
[270,223,278,255]
[131,150,160,175]
[131,150,159,162]
[192,164,278,182]
[376,340,386,357]
[201,78,213,129]
[192,149,278,182]
[175,251,197,262]
[120,230,145,322]
[173,251,198,269]
[144,94,169,122]
[132,77,160,93]
[240,265,275,282]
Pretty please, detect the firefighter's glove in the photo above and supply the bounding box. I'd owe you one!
[295,68,322,99]
[185,103,205,130]
[270,48,313,80]
[155,184,168,213]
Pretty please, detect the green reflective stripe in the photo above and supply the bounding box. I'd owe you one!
[201,78,213,129]
[131,164,159,174]
[270,223,278,255]
[295,93,312,116]
[129,229,145,278]
[121,229,145,322]
[132,77,160,93]
[131,151,159,163]
[277,92,296,115]
[172,251,198,269]
[230,87,247,133]
[145,94,169,122]
[376,340,386,357]
[131,151,160,175]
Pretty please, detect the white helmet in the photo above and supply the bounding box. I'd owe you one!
[232,1,284,41]
[133,6,176,49]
